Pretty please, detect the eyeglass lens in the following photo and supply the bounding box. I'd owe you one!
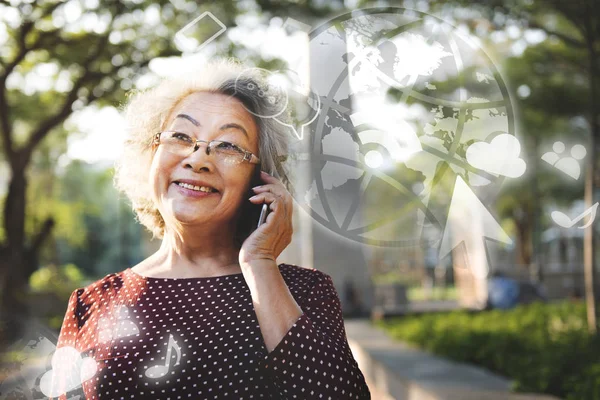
[160,132,246,165]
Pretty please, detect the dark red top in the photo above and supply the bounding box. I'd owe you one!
[52,263,371,399]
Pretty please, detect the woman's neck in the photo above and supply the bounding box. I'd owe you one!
[133,225,242,279]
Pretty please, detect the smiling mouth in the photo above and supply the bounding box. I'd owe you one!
[173,181,219,193]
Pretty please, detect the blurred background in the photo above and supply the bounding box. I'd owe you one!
[0,0,598,399]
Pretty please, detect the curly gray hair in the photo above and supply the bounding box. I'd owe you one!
[114,58,291,241]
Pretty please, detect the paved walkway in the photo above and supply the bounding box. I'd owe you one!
[345,318,561,400]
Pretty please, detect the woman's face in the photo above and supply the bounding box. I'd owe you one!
[149,91,259,230]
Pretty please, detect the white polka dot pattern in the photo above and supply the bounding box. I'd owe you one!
[52,264,371,399]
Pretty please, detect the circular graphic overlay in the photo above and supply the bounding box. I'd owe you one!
[283,7,516,248]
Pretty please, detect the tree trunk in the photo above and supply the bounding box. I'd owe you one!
[514,212,532,267]
[583,0,598,334]
[0,167,30,342]
[584,148,596,334]
[3,167,27,261]
[530,135,543,282]
[0,166,56,343]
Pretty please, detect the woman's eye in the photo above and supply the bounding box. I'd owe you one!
[172,133,192,142]
[217,142,237,150]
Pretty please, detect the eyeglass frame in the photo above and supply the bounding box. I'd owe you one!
[152,131,261,165]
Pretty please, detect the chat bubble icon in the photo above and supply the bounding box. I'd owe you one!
[234,68,289,119]
[272,69,321,140]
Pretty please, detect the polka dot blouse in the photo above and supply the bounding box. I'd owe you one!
[52,263,371,399]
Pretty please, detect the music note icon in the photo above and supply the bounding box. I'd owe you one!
[145,334,182,379]
[551,202,599,229]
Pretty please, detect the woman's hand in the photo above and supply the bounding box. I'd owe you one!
[239,171,293,266]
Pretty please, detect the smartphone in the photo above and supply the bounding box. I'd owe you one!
[234,165,269,247]
[257,203,268,228]
[248,165,269,229]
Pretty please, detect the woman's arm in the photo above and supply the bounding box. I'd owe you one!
[247,263,371,399]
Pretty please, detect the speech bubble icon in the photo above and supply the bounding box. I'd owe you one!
[272,69,321,140]
[234,68,289,119]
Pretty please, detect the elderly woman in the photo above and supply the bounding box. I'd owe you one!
[52,59,371,399]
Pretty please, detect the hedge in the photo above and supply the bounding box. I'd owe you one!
[374,301,599,400]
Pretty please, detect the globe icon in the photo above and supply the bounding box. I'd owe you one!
[284,7,516,248]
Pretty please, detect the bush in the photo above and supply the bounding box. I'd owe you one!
[29,263,89,329]
[374,301,599,400]
[29,263,86,298]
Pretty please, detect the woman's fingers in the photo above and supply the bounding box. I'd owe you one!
[251,183,284,194]
[251,186,273,195]
[249,192,281,212]
[250,188,293,213]
[252,185,288,204]
[259,170,279,184]
[249,191,293,235]
[249,180,293,229]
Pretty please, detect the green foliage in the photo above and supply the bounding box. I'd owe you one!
[407,285,457,301]
[0,0,271,300]
[28,263,89,329]
[438,0,595,267]
[29,262,87,298]
[375,301,599,399]
[49,160,146,278]
[26,196,89,248]
[565,363,600,400]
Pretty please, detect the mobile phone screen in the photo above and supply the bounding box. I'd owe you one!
[257,203,268,228]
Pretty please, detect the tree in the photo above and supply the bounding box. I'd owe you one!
[422,0,600,331]
[496,40,588,270]
[0,0,251,341]
[53,160,145,279]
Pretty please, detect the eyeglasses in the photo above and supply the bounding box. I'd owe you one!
[153,131,260,166]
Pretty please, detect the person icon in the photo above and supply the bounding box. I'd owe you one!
[98,305,140,343]
[113,305,140,339]
[541,141,587,179]
[97,315,114,343]
[541,141,564,165]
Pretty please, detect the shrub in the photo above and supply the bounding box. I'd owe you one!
[29,263,89,329]
[29,263,86,298]
[374,301,597,399]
